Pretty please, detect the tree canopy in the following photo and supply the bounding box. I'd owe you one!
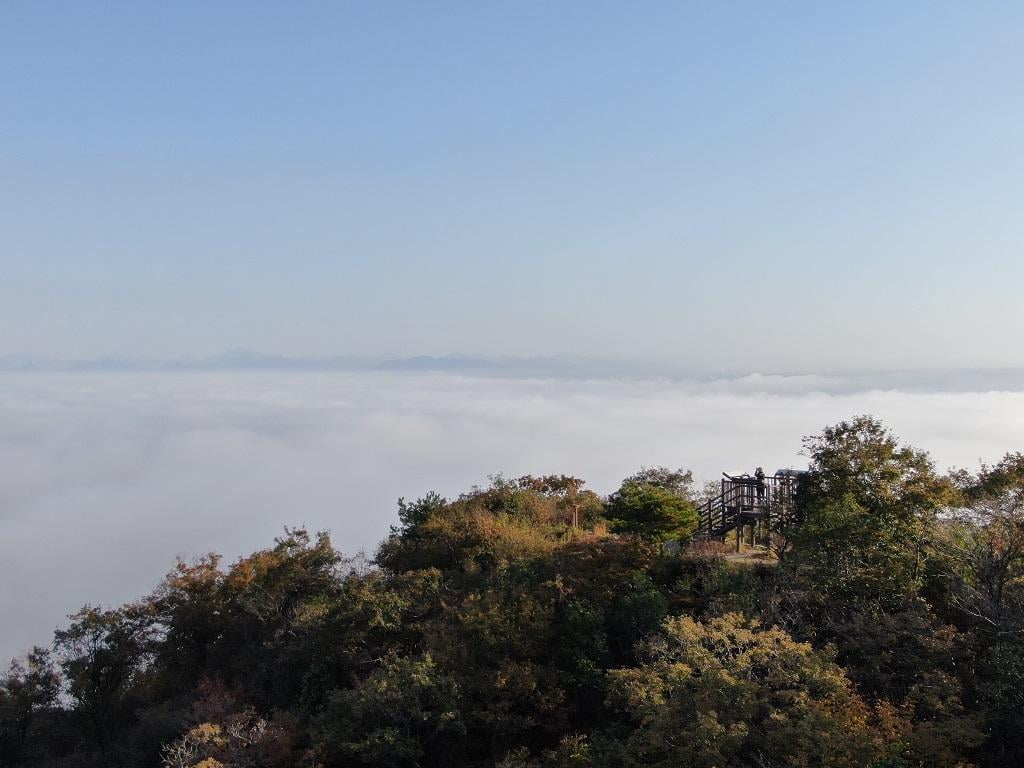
[2,422,1022,768]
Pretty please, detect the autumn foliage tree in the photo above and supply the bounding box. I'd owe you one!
[605,613,880,768]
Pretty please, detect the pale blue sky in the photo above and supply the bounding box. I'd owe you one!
[2,2,1022,370]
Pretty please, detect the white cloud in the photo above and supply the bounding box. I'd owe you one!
[2,371,1023,663]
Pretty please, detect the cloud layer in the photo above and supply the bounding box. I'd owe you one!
[3,371,1023,662]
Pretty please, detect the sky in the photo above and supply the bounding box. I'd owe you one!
[2,2,1023,370]
[3,369,1024,663]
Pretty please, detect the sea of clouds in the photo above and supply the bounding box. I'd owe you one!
[2,370,1024,663]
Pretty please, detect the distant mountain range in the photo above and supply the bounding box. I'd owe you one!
[0,350,682,377]
[2,352,1024,393]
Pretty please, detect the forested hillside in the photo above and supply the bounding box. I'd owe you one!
[3,416,1022,768]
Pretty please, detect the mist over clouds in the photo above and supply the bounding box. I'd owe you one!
[2,370,1024,663]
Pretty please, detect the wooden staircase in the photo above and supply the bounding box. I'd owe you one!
[695,471,800,543]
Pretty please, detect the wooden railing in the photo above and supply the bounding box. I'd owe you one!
[695,472,800,539]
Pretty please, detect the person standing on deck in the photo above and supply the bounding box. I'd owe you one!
[755,467,767,504]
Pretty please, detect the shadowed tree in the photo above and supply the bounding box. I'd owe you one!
[0,647,60,766]
[54,604,156,754]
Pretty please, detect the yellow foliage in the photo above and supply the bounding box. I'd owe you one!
[186,722,224,745]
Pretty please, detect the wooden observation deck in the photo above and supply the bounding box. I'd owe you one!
[695,469,803,548]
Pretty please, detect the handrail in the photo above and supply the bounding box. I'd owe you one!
[695,473,799,539]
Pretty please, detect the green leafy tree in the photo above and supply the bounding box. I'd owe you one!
[606,481,697,541]
[783,417,952,609]
[393,492,449,535]
[619,467,695,497]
